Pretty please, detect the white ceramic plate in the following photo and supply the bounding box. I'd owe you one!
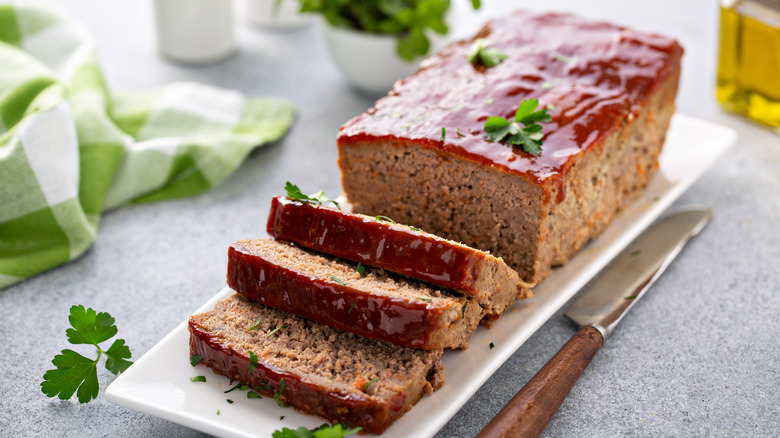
[106,114,737,437]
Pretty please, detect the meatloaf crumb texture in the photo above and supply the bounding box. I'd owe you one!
[189,294,444,435]
[228,239,485,349]
[337,11,683,283]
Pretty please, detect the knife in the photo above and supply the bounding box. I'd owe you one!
[477,206,713,438]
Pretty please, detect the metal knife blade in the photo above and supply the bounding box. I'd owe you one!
[564,206,712,339]
[478,206,712,438]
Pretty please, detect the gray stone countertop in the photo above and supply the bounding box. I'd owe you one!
[2,0,778,437]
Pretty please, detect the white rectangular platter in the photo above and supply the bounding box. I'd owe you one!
[106,114,737,437]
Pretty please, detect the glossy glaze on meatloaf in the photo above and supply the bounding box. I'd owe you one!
[228,239,485,349]
[266,196,531,312]
[338,11,683,283]
[189,294,444,435]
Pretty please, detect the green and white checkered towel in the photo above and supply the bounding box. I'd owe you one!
[0,4,296,289]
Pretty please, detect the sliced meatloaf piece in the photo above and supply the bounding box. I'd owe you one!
[189,294,444,435]
[337,11,684,284]
[266,196,532,314]
[227,239,484,349]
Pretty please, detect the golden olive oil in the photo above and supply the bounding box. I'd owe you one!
[717,0,780,129]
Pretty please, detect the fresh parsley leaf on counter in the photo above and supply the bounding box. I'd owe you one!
[483,98,551,155]
[273,423,362,438]
[467,38,507,67]
[285,182,340,209]
[41,305,133,403]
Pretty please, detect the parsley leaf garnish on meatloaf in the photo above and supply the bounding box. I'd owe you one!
[285,182,340,209]
[484,98,552,155]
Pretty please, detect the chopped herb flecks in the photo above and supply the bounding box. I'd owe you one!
[489,342,495,349]
[363,377,379,392]
[467,38,508,67]
[190,355,203,367]
[330,276,346,286]
[441,127,446,141]
[462,302,468,320]
[356,263,365,275]
[227,399,234,404]
[375,215,397,224]
[224,382,242,393]
[419,298,433,303]
[630,249,641,257]
[275,378,287,407]
[248,351,258,374]
[248,316,262,331]
[348,303,356,314]
[248,391,262,399]
[190,376,206,383]
[266,325,287,338]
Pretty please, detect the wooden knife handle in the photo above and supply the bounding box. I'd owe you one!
[477,325,604,438]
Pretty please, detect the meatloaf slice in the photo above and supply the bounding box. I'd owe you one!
[189,294,444,435]
[266,196,531,315]
[337,11,684,283]
[228,239,484,349]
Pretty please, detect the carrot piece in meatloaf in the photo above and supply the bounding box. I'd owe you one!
[188,294,444,435]
[337,11,684,284]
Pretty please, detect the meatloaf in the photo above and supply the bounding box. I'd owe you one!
[228,239,485,349]
[266,196,532,312]
[337,11,684,283]
[189,294,444,434]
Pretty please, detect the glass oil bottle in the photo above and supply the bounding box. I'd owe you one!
[717,0,780,130]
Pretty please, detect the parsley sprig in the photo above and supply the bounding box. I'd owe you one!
[483,98,552,155]
[41,305,133,403]
[285,182,340,209]
[467,38,507,67]
[273,423,361,438]
[299,0,481,61]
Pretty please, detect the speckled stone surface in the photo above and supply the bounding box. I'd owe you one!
[1,0,778,437]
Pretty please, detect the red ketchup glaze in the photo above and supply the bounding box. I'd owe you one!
[227,240,452,349]
[266,196,485,295]
[188,321,400,434]
[337,11,683,201]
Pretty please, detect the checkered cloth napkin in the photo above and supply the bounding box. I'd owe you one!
[0,4,296,289]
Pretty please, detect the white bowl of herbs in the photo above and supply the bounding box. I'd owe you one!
[301,0,481,96]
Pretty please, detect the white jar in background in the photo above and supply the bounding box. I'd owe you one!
[243,0,313,30]
[153,0,236,64]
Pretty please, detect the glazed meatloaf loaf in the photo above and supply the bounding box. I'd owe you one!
[227,239,486,349]
[266,196,532,310]
[189,294,444,434]
[337,11,684,283]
